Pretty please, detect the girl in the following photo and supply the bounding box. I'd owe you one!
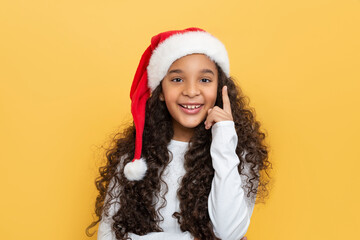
[86,27,271,240]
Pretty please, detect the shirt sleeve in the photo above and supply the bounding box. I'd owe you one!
[97,166,194,240]
[208,120,257,240]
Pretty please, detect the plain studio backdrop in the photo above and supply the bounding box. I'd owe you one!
[0,0,359,239]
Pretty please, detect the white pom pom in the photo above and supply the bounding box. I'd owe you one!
[124,159,147,181]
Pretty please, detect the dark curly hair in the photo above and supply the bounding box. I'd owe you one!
[86,64,272,240]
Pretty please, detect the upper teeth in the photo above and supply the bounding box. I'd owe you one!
[182,105,201,109]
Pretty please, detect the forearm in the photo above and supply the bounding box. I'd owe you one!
[208,165,250,239]
[208,121,253,240]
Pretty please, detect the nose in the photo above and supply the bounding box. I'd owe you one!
[182,81,200,97]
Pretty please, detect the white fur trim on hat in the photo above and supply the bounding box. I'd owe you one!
[124,158,147,181]
[147,31,230,91]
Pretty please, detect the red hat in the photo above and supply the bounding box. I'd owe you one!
[124,27,230,181]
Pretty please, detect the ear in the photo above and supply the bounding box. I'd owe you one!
[159,93,165,101]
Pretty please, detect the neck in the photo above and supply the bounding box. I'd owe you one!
[172,120,194,142]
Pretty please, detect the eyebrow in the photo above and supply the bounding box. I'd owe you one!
[201,69,215,75]
[168,69,183,74]
[167,69,215,75]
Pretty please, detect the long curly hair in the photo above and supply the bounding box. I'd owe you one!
[86,64,272,239]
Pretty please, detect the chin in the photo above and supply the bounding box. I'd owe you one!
[181,119,203,129]
[183,124,200,129]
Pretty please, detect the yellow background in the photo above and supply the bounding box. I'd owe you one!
[1,0,359,239]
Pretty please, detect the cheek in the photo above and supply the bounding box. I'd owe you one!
[210,96,217,106]
[163,91,176,102]
[207,87,218,105]
[163,94,178,111]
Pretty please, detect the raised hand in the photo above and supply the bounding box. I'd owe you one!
[204,85,233,130]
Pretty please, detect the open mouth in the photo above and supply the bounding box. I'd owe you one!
[179,104,202,109]
[178,104,203,114]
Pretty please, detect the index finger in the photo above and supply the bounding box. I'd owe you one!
[222,85,232,114]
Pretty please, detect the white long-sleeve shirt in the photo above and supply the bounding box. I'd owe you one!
[98,121,256,240]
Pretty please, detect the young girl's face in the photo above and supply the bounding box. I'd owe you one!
[160,53,218,138]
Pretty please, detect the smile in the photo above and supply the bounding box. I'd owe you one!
[180,104,202,109]
[178,104,203,114]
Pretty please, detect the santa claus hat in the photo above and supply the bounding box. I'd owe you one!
[124,27,230,181]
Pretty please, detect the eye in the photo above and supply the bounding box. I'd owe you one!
[201,78,211,83]
[171,78,183,82]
